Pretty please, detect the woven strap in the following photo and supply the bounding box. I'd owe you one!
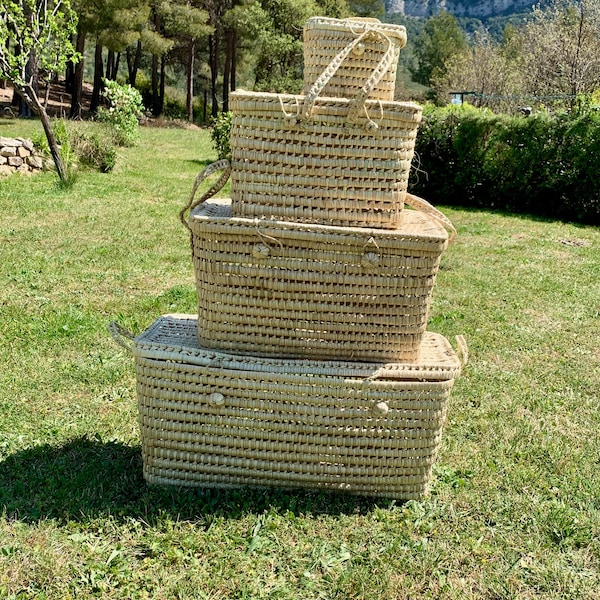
[405,193,457,243]
[299,28,395,130]
[180,159,231,230]
[109,322,135,353]
[456,335,468,366]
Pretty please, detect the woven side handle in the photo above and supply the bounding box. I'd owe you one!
[109,322,135,353]
[179,159,231,231]
[405,193,457,243]
[456,335,468,366]
[299,28,395,130]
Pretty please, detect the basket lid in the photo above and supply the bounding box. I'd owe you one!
[132,314,463,381]
[189,199,450,251]
[304,16,407,45]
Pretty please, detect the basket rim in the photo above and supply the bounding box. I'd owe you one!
[131,314,462,380]
[304,16,408,41]
[189,199,449,246]
[229,88,423,114]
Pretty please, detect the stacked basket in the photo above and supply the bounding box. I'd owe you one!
[113,17,466,500]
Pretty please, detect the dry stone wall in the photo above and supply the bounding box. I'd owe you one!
[0,137,44,177]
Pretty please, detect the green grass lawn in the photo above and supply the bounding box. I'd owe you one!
[0,117,599,599]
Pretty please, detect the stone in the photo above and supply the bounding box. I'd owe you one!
[8,156,24,167]
[0,155,6,165]
[26,155,43,169]
[0,146,17,157]
[0,165,13,177]
[21,139,35,152]
[17,146,31,158]
[0,137,18,147]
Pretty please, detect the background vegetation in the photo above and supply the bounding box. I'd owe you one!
[410,102,600,225]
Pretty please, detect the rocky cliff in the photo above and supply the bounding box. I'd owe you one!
[385,0,536,17]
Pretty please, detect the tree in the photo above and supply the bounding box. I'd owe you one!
[410,10,468,88]
[520,0,600,103]
[347,0,384,18]
[161,0,212,121]
[431,32,525,110]
[0,0,80,182]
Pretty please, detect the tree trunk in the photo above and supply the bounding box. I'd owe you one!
[106,50,115,81]
[186,38,195,122]
[90,40,104,114]
[69,32,86,119]
[15,82,67,181]
[113,52,121,80]
[127,40,142,86]
[209,33,219,118]
[223,29,232,112]
[159,55,166,115]
[151,53,160,116]
[65,34,76,93]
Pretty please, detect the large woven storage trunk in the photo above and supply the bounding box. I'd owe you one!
[229,89,422,229]
[303,17,407,101]
[186,198,453,362]
[113,314,463,499]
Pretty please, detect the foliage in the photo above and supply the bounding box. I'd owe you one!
[0,122,599,599]
[410,103,600,224]
[409,10,468,91]
[0,0,79,82]
[210,111,232,160]
[96,78,145,146]
[431,31,525,113]
[417,0,600,112]
[33,119,119,174]
[0,0,80,182]
[520,0,600,100]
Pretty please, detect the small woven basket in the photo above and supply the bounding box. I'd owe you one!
[110,314,466,499]
[229,89,422,229]
[303,17,407,101]
[180,194,455,363]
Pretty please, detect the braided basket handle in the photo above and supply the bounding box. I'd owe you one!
[300,28,395,130]
[456,335,468,366]
[109,321,135,353]
[180,159,231,231]
[404,193,457,243]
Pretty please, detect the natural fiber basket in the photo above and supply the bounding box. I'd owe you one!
[110,314,466,499]
[228,86,422,228]
[303,17,407,101]
[180,194,455,363]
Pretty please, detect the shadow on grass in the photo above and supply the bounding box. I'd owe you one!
[0,436,390,524]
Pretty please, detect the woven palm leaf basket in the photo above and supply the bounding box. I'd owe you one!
[180,191,455,363]
[228,87,422,229]
[303,16,407,101]
[110,314,466,499]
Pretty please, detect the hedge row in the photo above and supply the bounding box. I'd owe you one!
[409,104,600,225]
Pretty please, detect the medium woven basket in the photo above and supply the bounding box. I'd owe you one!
[303,17,407,101]
[181,196,455,362]
[110,314,466,499]
[228,88,422,229]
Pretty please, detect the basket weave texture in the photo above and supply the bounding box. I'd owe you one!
[229,89,422,229]
[121,314,462,499]
[303,17,407,101]
[187,198,450,362]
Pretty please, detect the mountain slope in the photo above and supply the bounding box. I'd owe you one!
[386,0,537,18]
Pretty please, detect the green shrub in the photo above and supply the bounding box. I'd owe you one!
[96,79,144,147]
[410,103,600,225]
[210,111,232,160]
[37,120,118,176]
